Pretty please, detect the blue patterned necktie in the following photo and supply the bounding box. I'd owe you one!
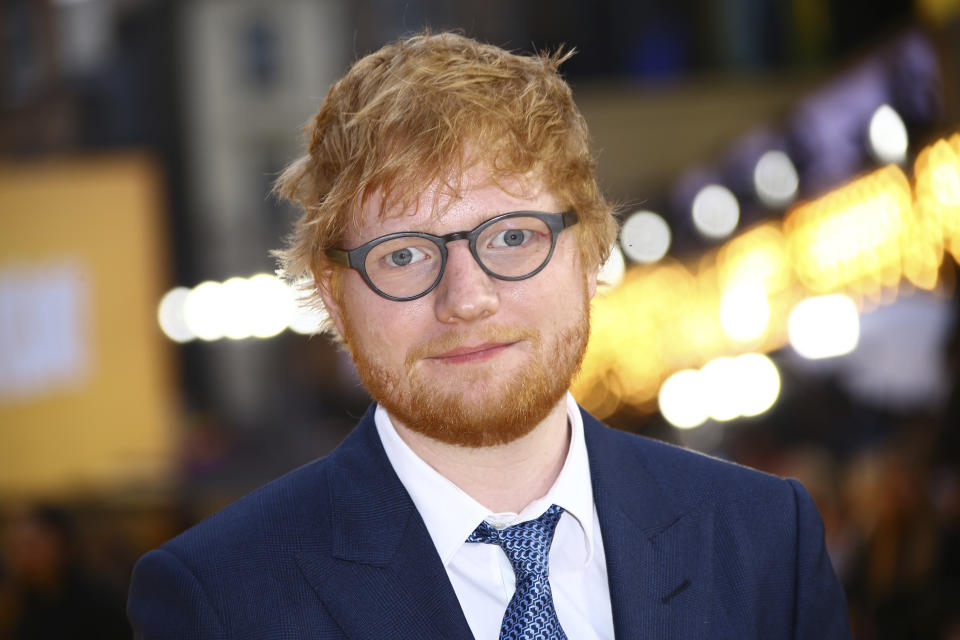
[466,504,568,640]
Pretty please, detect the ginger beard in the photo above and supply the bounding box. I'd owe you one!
[342,283,591,447]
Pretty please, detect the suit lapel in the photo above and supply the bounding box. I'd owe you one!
[583,410,708,639]
[294,405,714,638]
[294,407,473,639]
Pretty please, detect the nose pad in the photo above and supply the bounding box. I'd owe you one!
[434,242,499,323]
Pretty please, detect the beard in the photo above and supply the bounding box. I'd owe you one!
[343,293,591,448]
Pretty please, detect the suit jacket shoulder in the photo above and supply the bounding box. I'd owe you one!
[586,411,790,516]
[581,408,851,639]
[128,406,473,640]
[128,442,337,639]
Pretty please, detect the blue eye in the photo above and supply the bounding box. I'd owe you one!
[384,246,428,267]
[491,229,533,248]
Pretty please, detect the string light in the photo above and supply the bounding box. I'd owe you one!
[159,274,307,342]
[574,134,959,420]
[657,354,781,429]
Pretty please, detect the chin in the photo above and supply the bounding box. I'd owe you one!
[348,287,592,448]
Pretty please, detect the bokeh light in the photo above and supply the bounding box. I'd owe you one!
[658,369,708,429]
[288,303,326,335]
[620,210,671,263]
[868,104,909,165]
[735,353,781,417]
[161,275,309,341]
[753,150,799,208]
[915,135,960,264]
[657,353,781,429]
[788,294,860,359]
[157,287,194,343]
[246,273,296,338]
[700,357,742,421]
[717,223,790,294]
[220,277,252,340]
[785,165,912,296]
[183,280,226,341]
[719,284,770,344]
[692,184,740,239]
[927,142,960,207]
[577,137,960,420]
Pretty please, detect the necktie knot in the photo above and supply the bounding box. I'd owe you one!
[466,504,567,640]
[468,504,563,576]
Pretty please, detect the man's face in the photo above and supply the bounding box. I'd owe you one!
[321,166,597,447]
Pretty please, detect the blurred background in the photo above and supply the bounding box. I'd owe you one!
[1,0,959,637]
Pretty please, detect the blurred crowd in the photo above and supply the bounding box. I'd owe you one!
[759,413,960,638]
[0,505,129,639]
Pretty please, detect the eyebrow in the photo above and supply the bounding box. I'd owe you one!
[354,209,566,246]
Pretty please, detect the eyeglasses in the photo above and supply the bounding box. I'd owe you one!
[324,210,578,301]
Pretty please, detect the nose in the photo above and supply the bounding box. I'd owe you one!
[434,241,499,323]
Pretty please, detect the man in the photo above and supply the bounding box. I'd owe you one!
[128,32,851,639]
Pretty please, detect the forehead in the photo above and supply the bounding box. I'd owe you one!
[345,167,559,245]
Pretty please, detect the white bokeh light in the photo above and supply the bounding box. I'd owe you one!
[700,357,742,421]
[620,210,671,263]
[220,276,252,340]
[788,294,860,359]
[183,280,227,341]
[157,287,194,343]
[162,275,321,341]
[287,278,326,335]
[719,284,770,344]
[734,353,781,417]
[868,104,909,165]
[288,303,327,335]
[660,353,782,429]
[753,150,799,208]
[692,184,740,239]
[658,369,709,429]
[247,274,296,338]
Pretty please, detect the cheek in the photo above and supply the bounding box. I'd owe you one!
[509,242,586,307]
[342,288,433,355]
[498,273,578,331]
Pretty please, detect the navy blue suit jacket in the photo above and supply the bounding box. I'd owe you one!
[128,406,851,639]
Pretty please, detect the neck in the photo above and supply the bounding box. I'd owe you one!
[390,397,571,513]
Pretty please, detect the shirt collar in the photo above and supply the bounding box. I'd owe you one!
[375,392,596,567]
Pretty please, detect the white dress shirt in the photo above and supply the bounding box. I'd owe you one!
[375,392,615,640]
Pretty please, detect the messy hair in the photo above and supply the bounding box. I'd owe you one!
[274,31,617,334]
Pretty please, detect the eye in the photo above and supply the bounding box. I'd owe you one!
[383,246,429,267]
[491,228,534,248]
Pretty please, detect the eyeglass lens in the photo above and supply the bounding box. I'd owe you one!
[363,215,554,299]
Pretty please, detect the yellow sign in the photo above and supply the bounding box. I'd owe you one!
[0,154,176,497]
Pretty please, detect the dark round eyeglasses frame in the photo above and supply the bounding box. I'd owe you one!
[324,210,579,301]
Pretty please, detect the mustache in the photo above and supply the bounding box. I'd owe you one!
[406,325,541,366]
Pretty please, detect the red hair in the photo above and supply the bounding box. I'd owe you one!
[274,32,617,334]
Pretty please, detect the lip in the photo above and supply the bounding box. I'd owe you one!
[427,341,519,364]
